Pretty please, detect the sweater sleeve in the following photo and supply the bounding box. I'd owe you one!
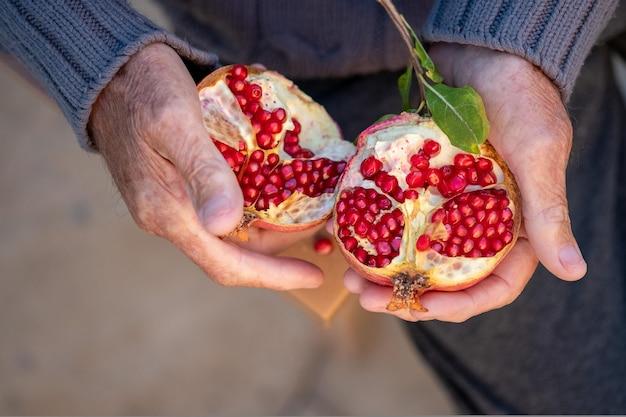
[0,0,218,151]
[422,0,619,99]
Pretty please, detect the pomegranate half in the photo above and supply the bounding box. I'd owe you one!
[197,65,355,233]
[333,113,521,311]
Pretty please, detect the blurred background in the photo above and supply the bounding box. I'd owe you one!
[0,1,456,415]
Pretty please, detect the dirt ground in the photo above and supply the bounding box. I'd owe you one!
[0,3,455,415]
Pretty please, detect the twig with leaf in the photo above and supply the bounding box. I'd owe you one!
[377,0,490,154]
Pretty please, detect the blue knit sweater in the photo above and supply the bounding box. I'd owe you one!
[0,0,620,150]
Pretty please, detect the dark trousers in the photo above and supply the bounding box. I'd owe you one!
[297,46,626,414]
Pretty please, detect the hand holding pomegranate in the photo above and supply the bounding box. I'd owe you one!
[344,44,587,322]
[89,43,324,290]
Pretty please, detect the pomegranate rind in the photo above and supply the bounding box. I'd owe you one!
[333,112,521,311]
[197,65,354,233]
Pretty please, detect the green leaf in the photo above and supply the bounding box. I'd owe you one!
[397,65,412,111]
[423,82,489,154]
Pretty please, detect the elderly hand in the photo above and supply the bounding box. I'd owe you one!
[89,43,323,290]
[344,44,587,322]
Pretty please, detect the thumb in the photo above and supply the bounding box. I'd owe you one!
[515,149,586,281]
[158,125,244,236]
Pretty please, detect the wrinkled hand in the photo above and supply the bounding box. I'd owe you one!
[345,44,587,322]
[89,43,323,290]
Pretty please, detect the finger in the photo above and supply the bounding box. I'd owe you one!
[162,200,323,290]
[129,148,322,290]
[343,269,368,294]
[511,145,586,281]
[240,223,323,254]
[153,116,244,237]
[356,239,537,322]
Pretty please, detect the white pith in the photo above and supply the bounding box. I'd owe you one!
[338,118,517,286]
[198,69,355,226]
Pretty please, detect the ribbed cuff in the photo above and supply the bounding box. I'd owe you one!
[0,0,218,151]
[423,0,619,99]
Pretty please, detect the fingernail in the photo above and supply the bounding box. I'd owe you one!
[559,244,586,270]
[198,193,236,230]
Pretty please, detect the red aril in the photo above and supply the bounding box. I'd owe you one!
[198,65,355,233]
[313,237,334,255]
[332,113,521,312]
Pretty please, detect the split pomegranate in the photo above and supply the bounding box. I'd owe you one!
[197,65,354,232]
[333,113,521,311]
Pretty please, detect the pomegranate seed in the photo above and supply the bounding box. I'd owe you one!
[346,210,359,226]
[253,174,266,188]
[254,110,272,123]
[441,165,453,177]
[406,170,426,188]
[498,197,510,209]
[313,237,333,255]
[416,234,430,251]
[263,121,282,134]
[501,208,513,222]
[236,95,247,107]
[404,189,419,200]
[243,187,259,201]
[479,171,497,186]
[337,226,350,237]
[446,174,467,195]
[432,208,446,223]
[431,242,443,253]
[410,154,429,170]
[360,156,383,179]
[354,220,369,237]
[464,216,477,228]
[376,256,391,268]
[367,257,377,267]
[257,133,273,149]
[485,210,499,225]
[459,204,473,217]
[367,228,380,242]
[476,158,493,171]
[477,237,488,251]
[466,167,479,184]
[502,231,513,244]
[251,150,264,162]
[426,168,442,186]
[377,173,398,194]
[230,79,246,93]
[392,188,405,203]
[448,208,461,224]
[471,224,484,239]
[454,153,475,168]
[267,153,279,166]
[272,108,287,122]
[491,239,504,252]
[377,196,392,210]
[391,236,402,251]
[485,196,498,210]
[446,244,461,257]
[462,239,474,253]
[423,139,440,156]
[485,226,496,238]
[469,249,481,258]
[470,195,484,209]
[455,224,468,237]
[284,178,297,190]
[378,224,391,239]
[342,236,358,252]
[376,241,392,256]
[284,132,299,145]
[231,65,248,80]
[245,83,263,101]
[245,102,261,115]
[496,222,507,235]
[354,248,369,264]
